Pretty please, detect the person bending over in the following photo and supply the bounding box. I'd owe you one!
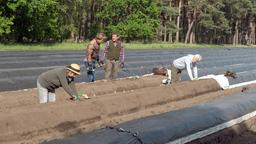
[171,54,202,83]
[37,63,84,103]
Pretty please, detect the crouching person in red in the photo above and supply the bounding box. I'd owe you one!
[37,63,81,103]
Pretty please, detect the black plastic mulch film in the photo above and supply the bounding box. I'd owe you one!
[2,48,256,91]
[106,126,144,144]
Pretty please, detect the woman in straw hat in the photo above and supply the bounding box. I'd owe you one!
[37,63,85,103]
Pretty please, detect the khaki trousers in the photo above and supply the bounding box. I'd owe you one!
[105,59,119,80]
[171,64,182,83]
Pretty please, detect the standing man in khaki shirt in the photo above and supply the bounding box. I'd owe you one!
[100,32,125,80]
[84,33,106,82]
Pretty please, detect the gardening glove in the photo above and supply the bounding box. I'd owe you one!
[120,62,125,69]
[193,78,199,81]
[99,63,104,67]
[95,62,100,68]
[71,95,80,101]
[99,60,104,65]
[97,60,104,67]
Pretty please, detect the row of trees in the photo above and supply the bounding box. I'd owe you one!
[1,0,256,45]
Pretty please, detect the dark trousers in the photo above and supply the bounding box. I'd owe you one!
[171,64,182,83]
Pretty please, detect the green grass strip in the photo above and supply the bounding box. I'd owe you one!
[0,42,255,51]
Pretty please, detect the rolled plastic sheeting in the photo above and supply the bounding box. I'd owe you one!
[198,75,229,89]
[45,89,256,144]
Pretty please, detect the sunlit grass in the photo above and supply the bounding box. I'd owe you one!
[0,42,255,51]
[125,42,224,49]
[0,42,86,51]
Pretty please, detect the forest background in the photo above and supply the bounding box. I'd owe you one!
[1,0,256,46]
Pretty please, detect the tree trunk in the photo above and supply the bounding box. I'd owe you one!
[245,31,249,45]
[176,0,183,42]
[78,19,82,42]
[159,26,163,41]
[233,19,239,45]
[84,1,91,39]
[249,20,255,45]
[164,24,167,42]
[232,34,236,45]
[78,1,87,42]
[185,9,196,44]
[189,26,193,44]
[84,0,97,39]
[190,26,195,44]
[185,18,195,44]
[169,31,173,43]
[78,16,86,42]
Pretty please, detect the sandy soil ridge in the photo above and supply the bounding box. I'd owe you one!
[0,75,253,144]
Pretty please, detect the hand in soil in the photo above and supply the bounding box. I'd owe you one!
[70,95,81,101]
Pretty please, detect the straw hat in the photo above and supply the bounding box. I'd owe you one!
[67,63,80,75]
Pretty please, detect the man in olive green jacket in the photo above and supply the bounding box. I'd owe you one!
[37,63,83,103]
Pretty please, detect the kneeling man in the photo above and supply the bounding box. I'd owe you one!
[171,54,202,83]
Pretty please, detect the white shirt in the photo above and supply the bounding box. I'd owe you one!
[173,55,198,80]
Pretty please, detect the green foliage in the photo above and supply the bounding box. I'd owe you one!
[56,0,85,40]
[110,12,159,40]
[1,0,256,45]
[24,0,59,41]
[224,0,252,19]
[199,0,229,31]
[160,2,179,33]
[6,0,69,42]
[0,16,14,36]
[250,0,256,16]
[0,0,25,36]
[97,0,160,41]
[185,0,230,43]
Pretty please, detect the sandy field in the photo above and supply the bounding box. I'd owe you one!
[0,75,255,144]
